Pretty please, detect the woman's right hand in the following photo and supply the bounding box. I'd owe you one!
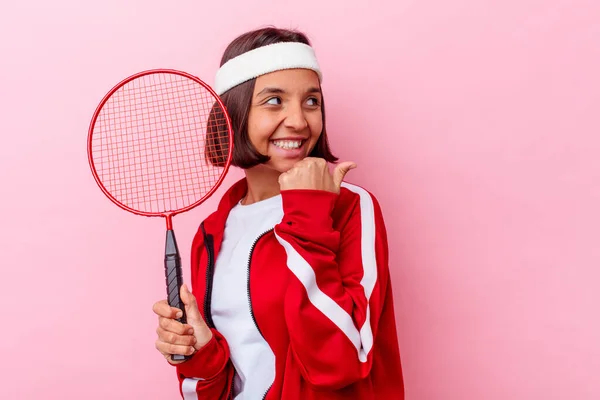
[152,284,213,364]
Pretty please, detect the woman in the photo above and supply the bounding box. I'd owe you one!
[152,27,404,399]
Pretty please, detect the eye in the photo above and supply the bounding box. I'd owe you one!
[306,97,320,106]
[266,97,281,105]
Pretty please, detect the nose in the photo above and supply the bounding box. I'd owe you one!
[283,101,308,131]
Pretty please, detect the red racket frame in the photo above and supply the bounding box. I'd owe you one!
[86,68,234,230]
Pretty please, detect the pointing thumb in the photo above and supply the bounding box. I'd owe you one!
[333,161,357,189]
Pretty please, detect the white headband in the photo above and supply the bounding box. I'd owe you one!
[214,42,323,95]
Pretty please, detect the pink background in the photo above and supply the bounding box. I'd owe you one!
[1,0,598,398]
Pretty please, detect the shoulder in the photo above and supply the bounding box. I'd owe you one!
[338,181,383,212]
[334,181,386,227]
[335,182,390,257]
[197,178,247,235]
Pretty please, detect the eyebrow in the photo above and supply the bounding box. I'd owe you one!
[255,86,322,97]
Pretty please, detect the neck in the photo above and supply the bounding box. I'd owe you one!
[242,166,282,205]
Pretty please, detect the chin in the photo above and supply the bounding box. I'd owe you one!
[251,159,298,175]
[268,160,301,174]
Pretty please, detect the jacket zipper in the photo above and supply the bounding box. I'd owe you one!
[202,224,275,400]
[200,222,215,329]
[247,229,274,400]
[202,223,232,398]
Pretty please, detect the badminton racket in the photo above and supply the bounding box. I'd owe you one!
[87,69,233,361]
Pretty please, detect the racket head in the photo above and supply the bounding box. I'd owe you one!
[87,69,233,219]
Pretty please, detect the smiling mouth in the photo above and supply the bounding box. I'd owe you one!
[271,139,305,150]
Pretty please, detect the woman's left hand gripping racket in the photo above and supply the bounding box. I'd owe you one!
[87,69,233,362]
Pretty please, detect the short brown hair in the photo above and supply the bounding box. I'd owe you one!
[206,27,338,168]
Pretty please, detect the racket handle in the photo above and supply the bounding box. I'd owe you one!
[164,229,190,362]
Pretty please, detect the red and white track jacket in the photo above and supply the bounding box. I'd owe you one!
[173,178,404,399]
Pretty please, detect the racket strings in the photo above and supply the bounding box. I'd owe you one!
[91,72,230,214]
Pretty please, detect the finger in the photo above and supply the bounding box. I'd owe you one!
[180,284,196,308]
[314,157,326,166]
[180,284,203,323]
[152,300,183,319]
[278,171,290,186]
[156,327,197,346]
[155,339,196,357]
[294,157,311,166]
[332,161,357,188]
[296,157,319,168]
[292,157,319,169]
[158,316,194,335]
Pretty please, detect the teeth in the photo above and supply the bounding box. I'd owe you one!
[273,140,302,149]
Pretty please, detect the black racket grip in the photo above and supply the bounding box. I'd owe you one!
[164,229,190,362]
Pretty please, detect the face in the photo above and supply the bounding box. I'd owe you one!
[247,68,323,173]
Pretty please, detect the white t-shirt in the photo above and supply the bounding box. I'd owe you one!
[211,194,283,399]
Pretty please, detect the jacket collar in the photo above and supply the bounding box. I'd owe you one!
[202,177,248,236]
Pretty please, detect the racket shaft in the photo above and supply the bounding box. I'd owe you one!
[164,229,189,361]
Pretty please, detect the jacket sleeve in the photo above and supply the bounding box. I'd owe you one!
[170,226,235,399]
[172,330,235,399]
[273,183,394,390]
